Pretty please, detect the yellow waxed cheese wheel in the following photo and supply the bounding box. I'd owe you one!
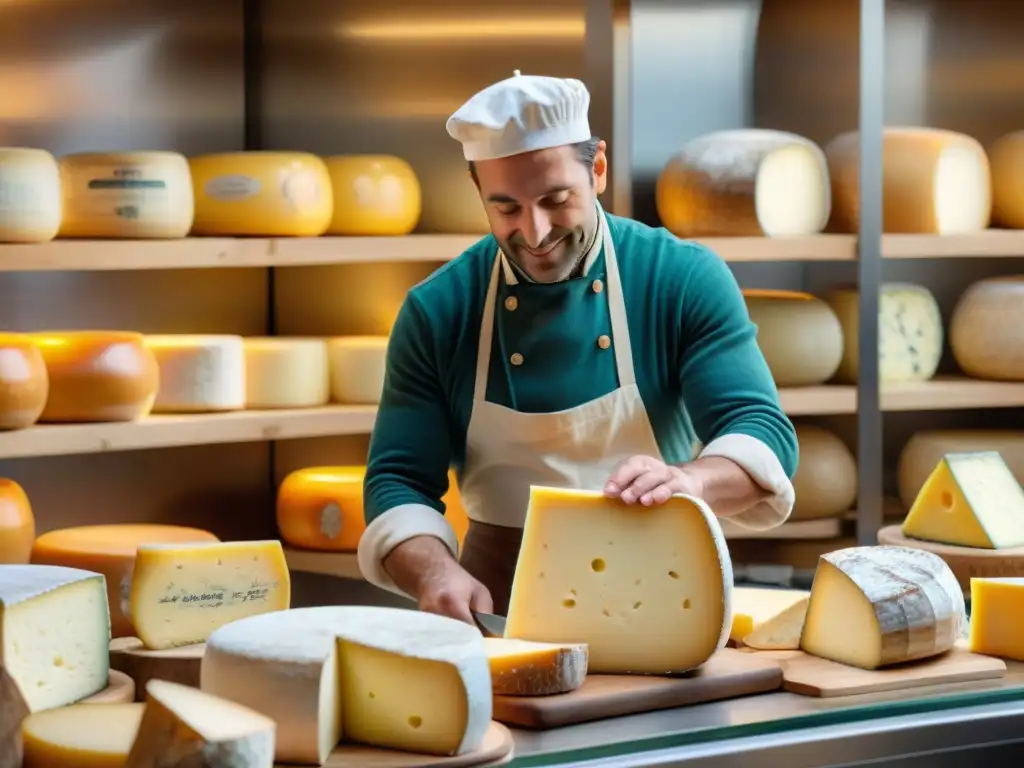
[143,334,246,413]
[243,337,330,409]
[21,702,144,768]
[0,332,49,429]
[743,290,843,386]
[324,155,421,235]
[826,283,943,384]
[30,331,160,422]
[58,151,194,239]
[189,151,333,236]
[825,127,991,234]
[791,425,857,520]
[327,336,388,404]
[949,276,1024,381]
[0,147,61,243]
[0,478,35,564]
[990,130,1024,229]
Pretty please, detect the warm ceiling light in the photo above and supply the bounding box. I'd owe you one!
[337,18,586,41]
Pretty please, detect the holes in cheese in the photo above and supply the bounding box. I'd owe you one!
[327,335,389,405]
[504,486,732,674]
[791,424,857,520]
[483,637,588,696]
[655,129,831,237]
[143,334,246,413]
[902,451,1024,550]
[743,290,843,387]
[0,148,61,243]
[0,333,48,430]
[950,276,1024,381]
[189,151,333,237]
[730,587,809,648]
[988,131,1024,229]
[324,154,422,236]
[243,337,330,409]
[800,546,967,670]
[0,565,110,712]
[968,578,1024,661]
[58,151,194,239]
[0,478,34,564]
[825,127,991,234]
[201,606,492,764]
[125,679,275,768]
[826,283,943,384]
[30,331,160,422]
[31,523,220,638]
[20,702,144,768]
[128,540,291,651]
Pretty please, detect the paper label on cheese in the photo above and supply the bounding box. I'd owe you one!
[205,175,261,201]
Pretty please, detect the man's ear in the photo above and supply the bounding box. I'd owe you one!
[594,140,608,195]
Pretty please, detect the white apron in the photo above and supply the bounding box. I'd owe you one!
[457,206,665,613]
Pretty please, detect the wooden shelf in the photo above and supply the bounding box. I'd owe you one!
[694,235,856,262]
[778,386,857,415]
[881,377,1024,411]
[285,548,364,581]
[883,230,1024,259]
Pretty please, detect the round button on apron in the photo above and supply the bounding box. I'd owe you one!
[597,335,612,350]
[592,279,604,294]
[504,296,518,311]
[510,352,524,366]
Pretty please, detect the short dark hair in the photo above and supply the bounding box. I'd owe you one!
[468,137,602,187]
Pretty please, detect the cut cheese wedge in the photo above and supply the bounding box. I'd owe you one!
[950,276,1024,382]
[902,451,1024,549]
[125,679,275,768]
[483,637,588,696]
[801,545,966,670]
[743,597,809,650]
[20,702,144,768]
[730,587,809,648]
[968,578,1024,661]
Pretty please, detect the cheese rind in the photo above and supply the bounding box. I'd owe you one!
[243,337,330,409]
[143,334,246,413]
[949,276,1024,382]
[324,155,421,236]
[730,587,809,644]
[0,333,49,430]
[800,545,967,670]
[791,425,857,520]
[968,577,1024,661]
[327,336,389,405]
[0,148,61,243]
[0,478,35,564]
[505,486,733,674]
[989,130,1024,229]
[129,540,291,650]
[21,702,144,768]
[483,637,588,696]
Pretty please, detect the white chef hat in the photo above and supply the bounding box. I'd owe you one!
[446,70,592,161]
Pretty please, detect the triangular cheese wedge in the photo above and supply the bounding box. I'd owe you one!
[483,638,588,696]
[742,597,808,650]
[730,587,809,645]
[903,451,1024,549]
[0,666,28,768]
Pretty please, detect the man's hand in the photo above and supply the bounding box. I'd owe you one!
[604,455,704,506]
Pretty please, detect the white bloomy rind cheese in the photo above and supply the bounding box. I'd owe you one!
[243,337,330,409]
[989,130,1024,229]
[201,606,492,764]
[128,540,291,651]
[800,545,968,670]
[0,148,61,243]
[505,486,733,675]
[327,336,389,405]
[656,128,831,237]
[0,564,111,712]
[949,276,1024,381]
[144,334,246,413]
[825,127,991,234]
[20,702,144,768]
[483,637,589,696]
[125,679,275,768]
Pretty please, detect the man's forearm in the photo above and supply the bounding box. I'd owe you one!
[382,534,460,600]
[675,456,769,518]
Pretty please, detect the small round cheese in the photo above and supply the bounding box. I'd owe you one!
[58,151,194,239]
[189,151,333,236]
[791,425,857,520]
[0,147,61,243]
[949,276,1024,381]
[243,337,330,409]
[21,702,144,768]
[0,478,35,564]
[31,331,160,422]
[324,155,421,235]
[988,130,1024,229]
[0,332,49,429]
[327,336,388,404]
[743,290,843,386]
[143,334,246,413]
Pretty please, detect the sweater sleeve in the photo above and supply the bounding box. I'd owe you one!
[676,246,799,530]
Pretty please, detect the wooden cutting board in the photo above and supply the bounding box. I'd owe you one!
[492,647,782,729]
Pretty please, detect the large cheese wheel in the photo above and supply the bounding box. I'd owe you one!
[243,337,330,409]
[0,333,48,429]
[189,152,333,237]
[656,129,830,237]
[825,127,991,234]
[30,331,159,422]
[989,130,1024,229]
[0,478,34,564]
[743,290,843,386]
[58,151,194,239]
[327,336,388,404]
[143,334,246,413]
[0,148,61,243]
[791,425,857,520]
[826,283,943,383]
[324,155,421,236]
[31,523,220,638]
[949,276,1024,381]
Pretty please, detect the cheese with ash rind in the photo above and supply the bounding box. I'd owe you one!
[483,637,588,696]
[731,587,809,647]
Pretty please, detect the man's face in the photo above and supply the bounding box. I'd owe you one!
[473,142,608,283]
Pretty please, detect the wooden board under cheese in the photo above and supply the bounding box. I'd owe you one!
[109,637,205,700]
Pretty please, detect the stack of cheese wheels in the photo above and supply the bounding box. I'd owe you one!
[31,523,220,638]
[327,336,388,404]
[30,331,160,422]
[0,148,62,243]
[950,276,1024,380]
[790,424,857,520]
[743,290,843,386]
[0,478,34,564]
[989,130,1024,228]
[143,334,246,413]
[324,155,422,235]
[825,126,991,234]
[243,337,330,408]
[0,332,49,429]
[656,128,831,237]
[58,151,194,239]
[277,466,470,552]
[189,151,333,237]
[826,283,943,383]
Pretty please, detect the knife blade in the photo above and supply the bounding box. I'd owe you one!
[471,610,507,638]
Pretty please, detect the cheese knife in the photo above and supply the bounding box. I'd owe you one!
[471,610,506,638]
